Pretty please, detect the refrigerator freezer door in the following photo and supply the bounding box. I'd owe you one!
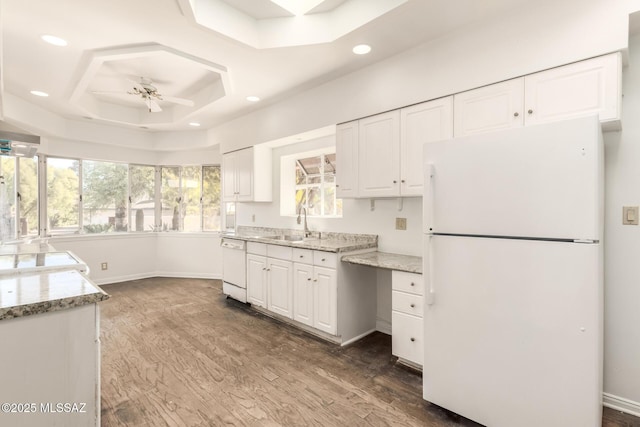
[423,235,602,427]
[423,115,603,241]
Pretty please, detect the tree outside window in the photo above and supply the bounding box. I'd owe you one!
[295,153,341,217]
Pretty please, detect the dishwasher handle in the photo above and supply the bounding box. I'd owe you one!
[221,239,245,250]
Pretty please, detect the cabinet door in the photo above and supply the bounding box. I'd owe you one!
[267,258,293,319]
[222,151,237,202]
[400,97,453,196]
[358,110,401,198]
[292,263,314,327]
[313,266,337,335]
[336,121,359,198]
[392,311,423,366]
[453,78,524,137]
[524,53,620,127]
[246,254,267,308]
[235,147,254,202]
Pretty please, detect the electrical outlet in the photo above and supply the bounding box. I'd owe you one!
[101,262,108,270]
[395,217,407,230]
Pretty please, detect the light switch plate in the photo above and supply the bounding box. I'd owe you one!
[396,217,407,230]
[623,206,639,225]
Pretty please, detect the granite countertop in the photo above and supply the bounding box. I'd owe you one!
[222,226,377,253]
[341,251,423,274]
[0,269,110,321]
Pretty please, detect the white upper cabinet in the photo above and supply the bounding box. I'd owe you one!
[335,121,359,198]
[358,110,401,198]
[454,78,525,137]
[222,146,272,202]
[400,98,453,196]
[524,53,621,130]
[454,53,621,137]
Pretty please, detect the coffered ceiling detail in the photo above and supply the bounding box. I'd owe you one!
[69,43,229,127]
[177,0,408,49]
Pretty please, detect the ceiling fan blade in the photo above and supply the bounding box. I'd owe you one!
[146,99,162,113]
[160,96,195,107]
[125,76,146,92]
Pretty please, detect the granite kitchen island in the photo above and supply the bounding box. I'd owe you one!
[0,257,109,427]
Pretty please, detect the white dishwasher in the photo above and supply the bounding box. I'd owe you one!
[221,238,247,303]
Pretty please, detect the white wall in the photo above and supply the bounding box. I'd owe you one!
[51,233,222,285]
[602,32,640,413]
[214,0,629,153]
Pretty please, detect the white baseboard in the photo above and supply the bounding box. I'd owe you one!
[603,392,640,418]
[376,319,392,335]
[95,272,221,286]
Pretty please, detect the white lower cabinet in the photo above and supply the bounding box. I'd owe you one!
[293,251,337,335]
[247,243,377,344]
[267,258,293,319]
[246,254,267,308]
[391,271,424,367]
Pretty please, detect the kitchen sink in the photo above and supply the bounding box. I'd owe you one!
[265,235,305,242]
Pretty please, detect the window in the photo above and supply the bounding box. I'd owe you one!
[202,166,221,231]
[294,152,341,217]
[18,157,39,237]
[160,165,220,232]
[47,157,80,234]
[0,157,16,241]
[39,158,219,236]
[82,160,128,233]
[129,164,156,232]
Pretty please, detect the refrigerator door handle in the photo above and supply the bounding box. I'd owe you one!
[425,234,436,305]
[424,163,435,234]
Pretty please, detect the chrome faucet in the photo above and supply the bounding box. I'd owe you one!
[297,206,311,237]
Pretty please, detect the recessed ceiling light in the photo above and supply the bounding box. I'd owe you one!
[13,144,27,148]
[30,90,49,97]
[352,44,372,55]
[41,34,68,47]
[189,122,201,127]
[246,96,260,102]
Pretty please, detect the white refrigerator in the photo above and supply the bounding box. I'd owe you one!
[422,115,603,427]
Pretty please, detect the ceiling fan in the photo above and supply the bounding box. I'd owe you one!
[92,77,195,113]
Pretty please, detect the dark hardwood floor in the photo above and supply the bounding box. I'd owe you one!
[99,278,640,426]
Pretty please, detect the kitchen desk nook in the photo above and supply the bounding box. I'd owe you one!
[0,243,109,427]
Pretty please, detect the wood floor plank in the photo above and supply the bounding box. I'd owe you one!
[99,278,640,427]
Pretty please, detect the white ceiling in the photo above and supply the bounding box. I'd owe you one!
[1,0,532,134]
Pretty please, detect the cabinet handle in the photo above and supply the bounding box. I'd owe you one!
[266,268,270,272]
[410,338,415,342]
[410,282,415,287]
[410,303,415,308]
[321,258,326,262]
[262,268,266,271]
[401,179,405,183]
[393,180,397,184]
[336,184,340,188]
[528,109,533,114]
[299,255,304,258]
[307,278,311,281]
[313,279,318,282]
[514,112,519,117]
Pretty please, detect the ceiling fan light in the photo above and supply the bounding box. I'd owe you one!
[30,90,49,97]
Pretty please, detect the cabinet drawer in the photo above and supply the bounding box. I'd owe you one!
[392,271,423,295]
[247,242,267,255]
[267,244,292,261]
[292,248,313,265]
[392,311,423,366]
[392,291,424,317]
[313,251,337,268]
